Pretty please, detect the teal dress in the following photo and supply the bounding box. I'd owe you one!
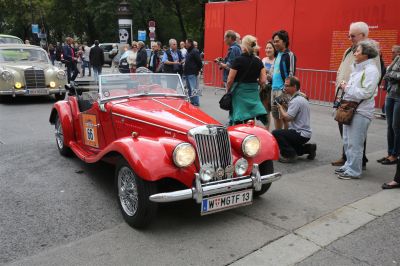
[230,82,267,125]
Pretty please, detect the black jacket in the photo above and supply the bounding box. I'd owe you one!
[136,47,147,68]
[183,47,202,76]
[163,49,183,74]
[89,45,104,67]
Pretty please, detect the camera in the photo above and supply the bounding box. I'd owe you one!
[214,57,223,63]
[274,95,286,105]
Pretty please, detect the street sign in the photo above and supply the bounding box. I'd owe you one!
[149,27,155,32]
[149,32,156,41]
[148,21,156,27]
[38,33,47,39]
[32,24,39,34]
[138,30,146,41]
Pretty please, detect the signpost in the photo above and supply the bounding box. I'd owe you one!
[148,21,156,41]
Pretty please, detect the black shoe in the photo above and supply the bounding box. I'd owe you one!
[381,158,398,165]
[377,157,388,163]
[382,182,400,189]
[334,168,346,174]
[306,144,317,160]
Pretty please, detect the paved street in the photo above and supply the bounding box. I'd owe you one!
[0,70,399,265]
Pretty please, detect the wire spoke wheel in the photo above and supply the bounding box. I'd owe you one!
[118,166,139,216]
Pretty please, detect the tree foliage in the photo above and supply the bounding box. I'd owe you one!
[0,0,207,48]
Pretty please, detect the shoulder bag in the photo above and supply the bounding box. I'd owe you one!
[219,56,254,111]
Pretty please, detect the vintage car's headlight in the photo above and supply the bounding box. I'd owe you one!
[56,70,66,80]
[173,143,195,167]
[14,82,22,89]
[50,81,56,88]
[200,164,215,182]
[1,70,13,82]
[242,135,261,157]
[235,158,248,176]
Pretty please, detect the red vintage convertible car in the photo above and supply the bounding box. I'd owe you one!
[49,73,281,228]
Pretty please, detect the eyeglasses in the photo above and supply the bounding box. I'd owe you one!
[348,33,361,39]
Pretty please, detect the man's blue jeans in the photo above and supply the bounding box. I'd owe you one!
[93,66,102,83]
[341,113,371,177]
[186,74,199,106]
[386,96,400,156]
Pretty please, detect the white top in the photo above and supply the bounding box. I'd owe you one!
[127,51,137,66]
[83,46,91,61]
[343,59,379,120]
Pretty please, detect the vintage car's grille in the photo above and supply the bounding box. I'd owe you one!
[24,69,45,89]
[192,126,232,179]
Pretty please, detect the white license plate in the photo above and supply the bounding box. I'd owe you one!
[26,89,49,95]
[201,189,253,215]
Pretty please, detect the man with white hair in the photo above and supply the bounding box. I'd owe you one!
[162,38,183,75]
[332,21,382,169]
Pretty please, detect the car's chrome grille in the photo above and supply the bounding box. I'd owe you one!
[24,69,45,89]
[192,126,232,180]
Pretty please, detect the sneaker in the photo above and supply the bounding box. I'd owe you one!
[338,172,361,180]
[279,156,297,163]
[334,168,346,174]
[331,158,345,166]
[306,144,317,160]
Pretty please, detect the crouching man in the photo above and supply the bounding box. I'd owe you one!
[272,77,317,163]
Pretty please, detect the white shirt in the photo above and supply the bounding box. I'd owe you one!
[343,59,379,120]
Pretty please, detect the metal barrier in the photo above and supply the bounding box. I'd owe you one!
[201,65,386,115]
[296,68,386,115]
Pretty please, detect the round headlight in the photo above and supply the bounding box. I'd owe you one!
[173,143,196,168]
[242,135,261,157]
[1,70,13,82]
[14,82,22,89]
[50,81,56,88]
[200,164,215,183]
[56,70,66,80]
[235,158,248,176]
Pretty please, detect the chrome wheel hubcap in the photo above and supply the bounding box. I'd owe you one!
[118,166,139,216]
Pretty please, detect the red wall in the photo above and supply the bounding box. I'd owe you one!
[204,0,400,71]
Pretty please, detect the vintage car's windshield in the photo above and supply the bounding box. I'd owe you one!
[0,48,49,63]
[99,73,186,101]
[0,37,23,44]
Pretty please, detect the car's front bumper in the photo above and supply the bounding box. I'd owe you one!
[0,88,66,97]
[149,163,282,204]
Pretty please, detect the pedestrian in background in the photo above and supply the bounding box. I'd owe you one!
[89,40,104,83]
[378,45,400,165]
[216,30,241,86]
[136,41,147,68]
[55,42,63,67]
[226,35,267,126]
[149,41,162,73]
[332,21,382,169]
[63,37,79,83]
[82,42,91,77]
[109,44,119,73]
[335,40,379,180]
[76,45,83,78]
[184,38,203,106]
[48,44,56,65]
[180,41,187,58]
[127,41,138,73]
[271,30,296,130]
[260,40,277,130]
[162,38,184,75]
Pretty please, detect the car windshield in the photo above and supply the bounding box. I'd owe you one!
[0,37,23,44]
[0,48,48,63]
[99,73,186,101]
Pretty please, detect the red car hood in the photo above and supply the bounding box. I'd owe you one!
[110,97,221,134]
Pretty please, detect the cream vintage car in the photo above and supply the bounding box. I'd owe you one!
[0,44,67,100]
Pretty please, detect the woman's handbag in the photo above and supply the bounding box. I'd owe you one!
[334,100,362,125]
[219,56,254,111]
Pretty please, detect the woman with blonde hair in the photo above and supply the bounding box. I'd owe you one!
[226,35,267,125]
[127,41,138,73]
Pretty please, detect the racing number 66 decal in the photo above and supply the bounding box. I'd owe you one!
[81,114,99,148]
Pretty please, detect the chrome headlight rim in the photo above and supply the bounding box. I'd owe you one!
[56,70,66,80]
[235,158,249,176]
[173,142,196,168]
[242,135,261,158]
[1,70,14,82]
